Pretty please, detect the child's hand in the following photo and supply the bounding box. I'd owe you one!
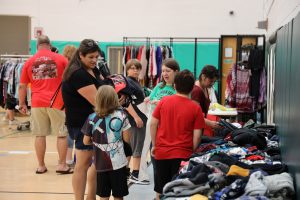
[151,146,156,157]
[208,120,222,129]
[144,97,150,103]
[118,94,127,105]
[150,100,159,105]
[134,116,143,128]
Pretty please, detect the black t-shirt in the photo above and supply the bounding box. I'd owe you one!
[62,67,103,128]
[126,76,147,127]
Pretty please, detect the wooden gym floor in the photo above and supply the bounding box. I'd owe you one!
[0,109,155,200]
[0,110,74,200]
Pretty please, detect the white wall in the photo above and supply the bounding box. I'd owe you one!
[263,0,300,37]
[0,0,265,41]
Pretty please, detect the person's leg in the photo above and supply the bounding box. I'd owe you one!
[113,197,123,200]
[35,136,47,172]
[31,108,51,173]
[132,157,141,173]
[6,95,18,126]
[111,167,128,200]
[123,141,132,179]
[6,109,15,121]
[56,136,69,171]
[66,135,74,165]
[154,159,182,200]
[73,149,93,200]
[130,126,146,182]
[86,163,96,200]
[48,108,69,171]
[97,171,111,200]
[155,193,160,200]
[100,198,109,200]
[138,118,152,181]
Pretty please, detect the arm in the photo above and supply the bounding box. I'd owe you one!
[150,117,159,156]
[18,83,28,114]
[122,129,131,144]
[126,103,143,128]
[205,118,222,129]
[83,135,92,145]
[193,129,202,151]
[77,85,98,107]
[144,96,150,103]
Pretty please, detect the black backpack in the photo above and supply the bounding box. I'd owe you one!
[232,128,267,149]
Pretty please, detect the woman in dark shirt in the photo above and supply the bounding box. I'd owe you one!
[191,65,222,130]
[62,39,102,200]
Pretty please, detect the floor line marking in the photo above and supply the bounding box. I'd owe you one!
[0,191,74,195]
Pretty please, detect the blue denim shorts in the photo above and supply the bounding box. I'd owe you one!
[67,126,93,150]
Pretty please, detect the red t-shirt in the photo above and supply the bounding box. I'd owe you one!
[191,85,211,115]
[152,95,205,160]
[20,49,68,107]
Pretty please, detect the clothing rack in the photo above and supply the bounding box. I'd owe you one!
[0,54,32,59]
[123,37,220,77]
[0,54,32,64]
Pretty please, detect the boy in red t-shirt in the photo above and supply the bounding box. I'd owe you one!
[150,69,205,200]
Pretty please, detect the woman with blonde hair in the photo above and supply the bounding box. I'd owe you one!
[62,44,78,167]
[62,45,77,61]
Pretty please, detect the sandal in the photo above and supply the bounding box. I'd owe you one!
[56,167,73,175]
[36,168,48,174]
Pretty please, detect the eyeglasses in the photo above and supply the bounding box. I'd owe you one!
[129,67,141,71]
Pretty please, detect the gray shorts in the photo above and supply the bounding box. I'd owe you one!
[129,126,146,157]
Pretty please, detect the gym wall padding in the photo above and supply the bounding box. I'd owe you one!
[275,12,300,198]
[30,40,219,90]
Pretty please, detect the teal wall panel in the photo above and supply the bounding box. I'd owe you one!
[30,40,219,91]
[30,40,122,58]
[30,41,219,73]
[172,43,195,73]
[196,43,219,78]
[275,12,300,198]
[172,43,219,77]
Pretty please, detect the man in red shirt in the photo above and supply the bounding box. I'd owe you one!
[150,69,205,200]
[18,35,71,174]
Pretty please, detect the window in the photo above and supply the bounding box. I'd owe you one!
[107,47,123,74]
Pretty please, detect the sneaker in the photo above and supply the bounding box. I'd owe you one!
[66,160,75,168]
[9,119,19,126]
[128,174,150,185]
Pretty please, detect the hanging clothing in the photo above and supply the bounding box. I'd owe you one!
[156,46,163,81]
[139,46,148,80]
[123,44,174,88]
[258,67,266,104]
[235,67,254,112]
[225,64,254,112]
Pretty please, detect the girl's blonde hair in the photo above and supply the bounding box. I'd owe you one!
[62,45,77,61]
[95,85,120,117]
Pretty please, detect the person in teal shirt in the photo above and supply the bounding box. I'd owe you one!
[138,58,180,184]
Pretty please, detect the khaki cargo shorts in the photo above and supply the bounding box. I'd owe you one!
[31,108,67,137]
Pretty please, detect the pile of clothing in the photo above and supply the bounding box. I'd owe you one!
[160,124,295,200]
